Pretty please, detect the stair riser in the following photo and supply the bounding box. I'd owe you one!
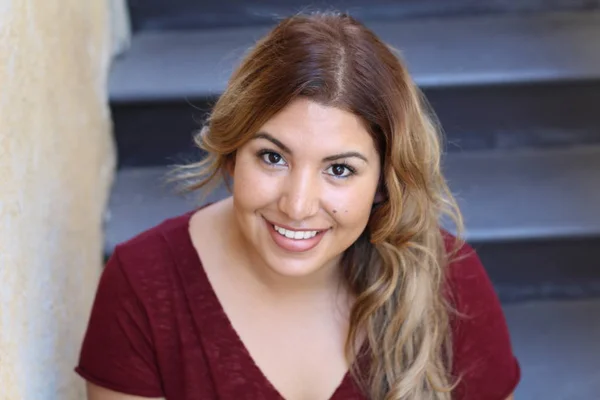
[128,0,600,31]
[474,237,600,303]
[112,81,600,168]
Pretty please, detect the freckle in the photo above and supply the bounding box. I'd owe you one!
[344,210,348,213]
[333,209,337,214]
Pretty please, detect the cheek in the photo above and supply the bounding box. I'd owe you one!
[232,153,279,206]
[324,179,378,228]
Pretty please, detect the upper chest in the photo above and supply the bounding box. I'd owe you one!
[180,208,360,400]
[217,288,352,400]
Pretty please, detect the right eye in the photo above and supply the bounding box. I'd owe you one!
[259,151,287,167]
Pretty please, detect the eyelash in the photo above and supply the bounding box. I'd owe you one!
[256,150,357,179]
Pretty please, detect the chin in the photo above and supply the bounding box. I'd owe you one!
[259,237,327,278]
[266,259,323,278]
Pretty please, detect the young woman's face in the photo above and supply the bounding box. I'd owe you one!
[232,97,381,278]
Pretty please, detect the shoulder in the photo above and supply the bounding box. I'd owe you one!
[114,210,195,265]
[443,232,492,311]
[111,210,197,282]
[106,210,200,312]
[442,233,508,334]
[442,232,521,400]
[442,231,504,336]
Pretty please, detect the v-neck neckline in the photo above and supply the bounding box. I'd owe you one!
[165,209,363,400]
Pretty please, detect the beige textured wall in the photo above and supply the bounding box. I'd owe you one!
[0,1,115,399]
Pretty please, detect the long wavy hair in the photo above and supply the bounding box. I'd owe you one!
[177,12,464,400]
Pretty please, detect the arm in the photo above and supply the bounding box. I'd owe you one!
[505,394,514,400]
[87,382,164,400]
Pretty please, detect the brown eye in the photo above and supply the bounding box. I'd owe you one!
[326,164,354,178]
[332,165,346,176]
[268,153,281,164]
[260,151,285,166]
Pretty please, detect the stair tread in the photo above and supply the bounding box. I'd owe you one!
[104,145,600,253]
[444,145,600,241]
[109,11,600,102]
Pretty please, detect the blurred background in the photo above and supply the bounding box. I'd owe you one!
[107,1,600,399]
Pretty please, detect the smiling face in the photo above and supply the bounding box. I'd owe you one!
[231,97,381,279]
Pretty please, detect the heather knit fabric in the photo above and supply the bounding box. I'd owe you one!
[76,211,520,399]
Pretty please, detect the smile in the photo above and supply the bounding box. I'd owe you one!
[272,225,319,240]
[264,218,328,253]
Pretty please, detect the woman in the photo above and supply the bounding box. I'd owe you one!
[76,12,519,400]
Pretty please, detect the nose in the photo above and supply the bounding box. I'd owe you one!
[278,168,320,222]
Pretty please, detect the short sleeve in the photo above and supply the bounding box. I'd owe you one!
[448,243,520,400]
[75,248,164,397]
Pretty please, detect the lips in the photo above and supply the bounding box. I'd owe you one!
[264,218,328,253]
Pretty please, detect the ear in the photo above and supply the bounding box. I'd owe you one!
[373,174,387,205]
[370,187,386,215]
[224,155,235,176]
[374,189,386,204]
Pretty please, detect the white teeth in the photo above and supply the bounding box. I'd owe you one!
[273,225,319,240]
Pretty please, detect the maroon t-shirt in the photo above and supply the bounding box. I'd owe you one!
[76,211,520,399]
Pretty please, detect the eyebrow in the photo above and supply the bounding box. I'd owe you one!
[253,132,291,154]
[322,152,368,163]
[253,132,369,164]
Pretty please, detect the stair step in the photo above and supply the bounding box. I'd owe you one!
[473,237,600,302]
[105,145,600,253]
[129,0,600,32]
[109,11,600,102]
[111,81,600,168]
[504,299,600,398]
[104,166,228,253]
[445,145,600,241]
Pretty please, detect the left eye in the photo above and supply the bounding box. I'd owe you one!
[326,164,353,178]
[261,151,286,166]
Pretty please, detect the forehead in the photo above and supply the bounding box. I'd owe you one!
[257,98,377,154]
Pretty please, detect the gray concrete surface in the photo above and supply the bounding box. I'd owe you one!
[110,11,600,102]
[504,299,600,399]
[129,0,600,31]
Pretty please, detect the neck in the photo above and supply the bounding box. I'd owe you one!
[252,253,344,298]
